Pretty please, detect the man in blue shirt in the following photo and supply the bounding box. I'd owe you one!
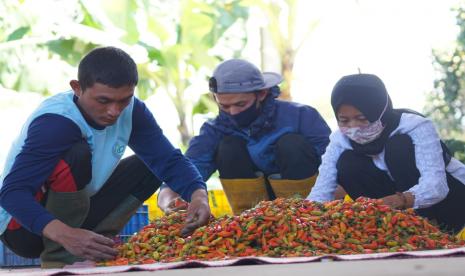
[0,47,210,268]
[158,59,331,214]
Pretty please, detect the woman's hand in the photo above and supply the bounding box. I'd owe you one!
[381,192,414,209]
[334,185,347,200]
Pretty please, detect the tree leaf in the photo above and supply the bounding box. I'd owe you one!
[79,0,104,30]
[100,0,140,44]
[6,26,30,41]
[192,93,217,115]
[46,39,98,66]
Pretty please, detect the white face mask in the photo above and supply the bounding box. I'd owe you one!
[340,94,389,145]
[340,120,384,144]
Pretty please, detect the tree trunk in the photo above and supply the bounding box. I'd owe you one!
[174,92,192,147]
[279,47,294,101]
[178,115,191,148]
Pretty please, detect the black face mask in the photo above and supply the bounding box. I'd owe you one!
[221,98,261,128]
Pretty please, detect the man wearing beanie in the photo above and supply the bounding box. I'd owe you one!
[159,59,331,214]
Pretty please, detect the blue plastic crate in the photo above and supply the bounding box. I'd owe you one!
[0,206,149,266]
[119,205,149,242]
[0,243,40,267]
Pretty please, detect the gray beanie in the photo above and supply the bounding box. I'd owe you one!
[209,59,283,93]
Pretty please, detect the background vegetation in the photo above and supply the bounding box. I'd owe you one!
[2,0,465,161]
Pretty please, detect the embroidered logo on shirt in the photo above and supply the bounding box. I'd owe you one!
[113,143,126,157]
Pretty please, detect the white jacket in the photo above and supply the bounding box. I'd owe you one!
[308,113,465,209]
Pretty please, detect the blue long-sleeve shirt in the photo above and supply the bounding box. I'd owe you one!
[0,97,205,235]
[186,97,331,181]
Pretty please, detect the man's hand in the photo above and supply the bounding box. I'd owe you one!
[181,189,210,237]
[165,197,189,214]
[43,220,118,261]
[158,187,188,213]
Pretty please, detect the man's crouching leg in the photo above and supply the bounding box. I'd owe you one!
[41,140,92,268]
[40,190,90,268]
[86,155,160,238]
[215,136,271,214]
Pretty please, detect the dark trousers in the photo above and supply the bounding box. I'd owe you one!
[215,133,320,198]
[0,140,160,258]
[337,134,465,233]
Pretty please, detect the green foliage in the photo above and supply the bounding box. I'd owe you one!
[192,93,218,115]
[133,0,249,145]
[427,5,465,138]
[242,0,319,100]
[426,5,465,160]
[79,0,104,30]
[444,139,465,163]
[0,0,85,94]
[0,0,249,146]
[99,0,140,44]
[46,39,98,66]
[6,26,30,41]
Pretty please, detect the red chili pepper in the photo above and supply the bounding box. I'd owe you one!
[98,198,463,266]
[263,216,279,221]
[218,231,233,238]
[426,239,436,249]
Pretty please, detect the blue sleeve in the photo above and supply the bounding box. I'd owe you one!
[0,114,82,235]
[299,106,331,158]
[129,99,206,201]
[185,122,221,182]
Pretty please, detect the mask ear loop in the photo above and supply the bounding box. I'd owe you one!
[377,92,389,122]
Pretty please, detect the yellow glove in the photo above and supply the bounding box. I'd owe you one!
[344,194,353,202]
[456,227,465,241]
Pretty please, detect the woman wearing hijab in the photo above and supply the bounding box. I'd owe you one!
[307,73,465,234]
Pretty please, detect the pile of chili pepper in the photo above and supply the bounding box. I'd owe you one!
[100,197,464,266]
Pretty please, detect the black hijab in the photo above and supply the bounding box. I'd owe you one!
[331,74,401,155]
[331,73,452,163]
